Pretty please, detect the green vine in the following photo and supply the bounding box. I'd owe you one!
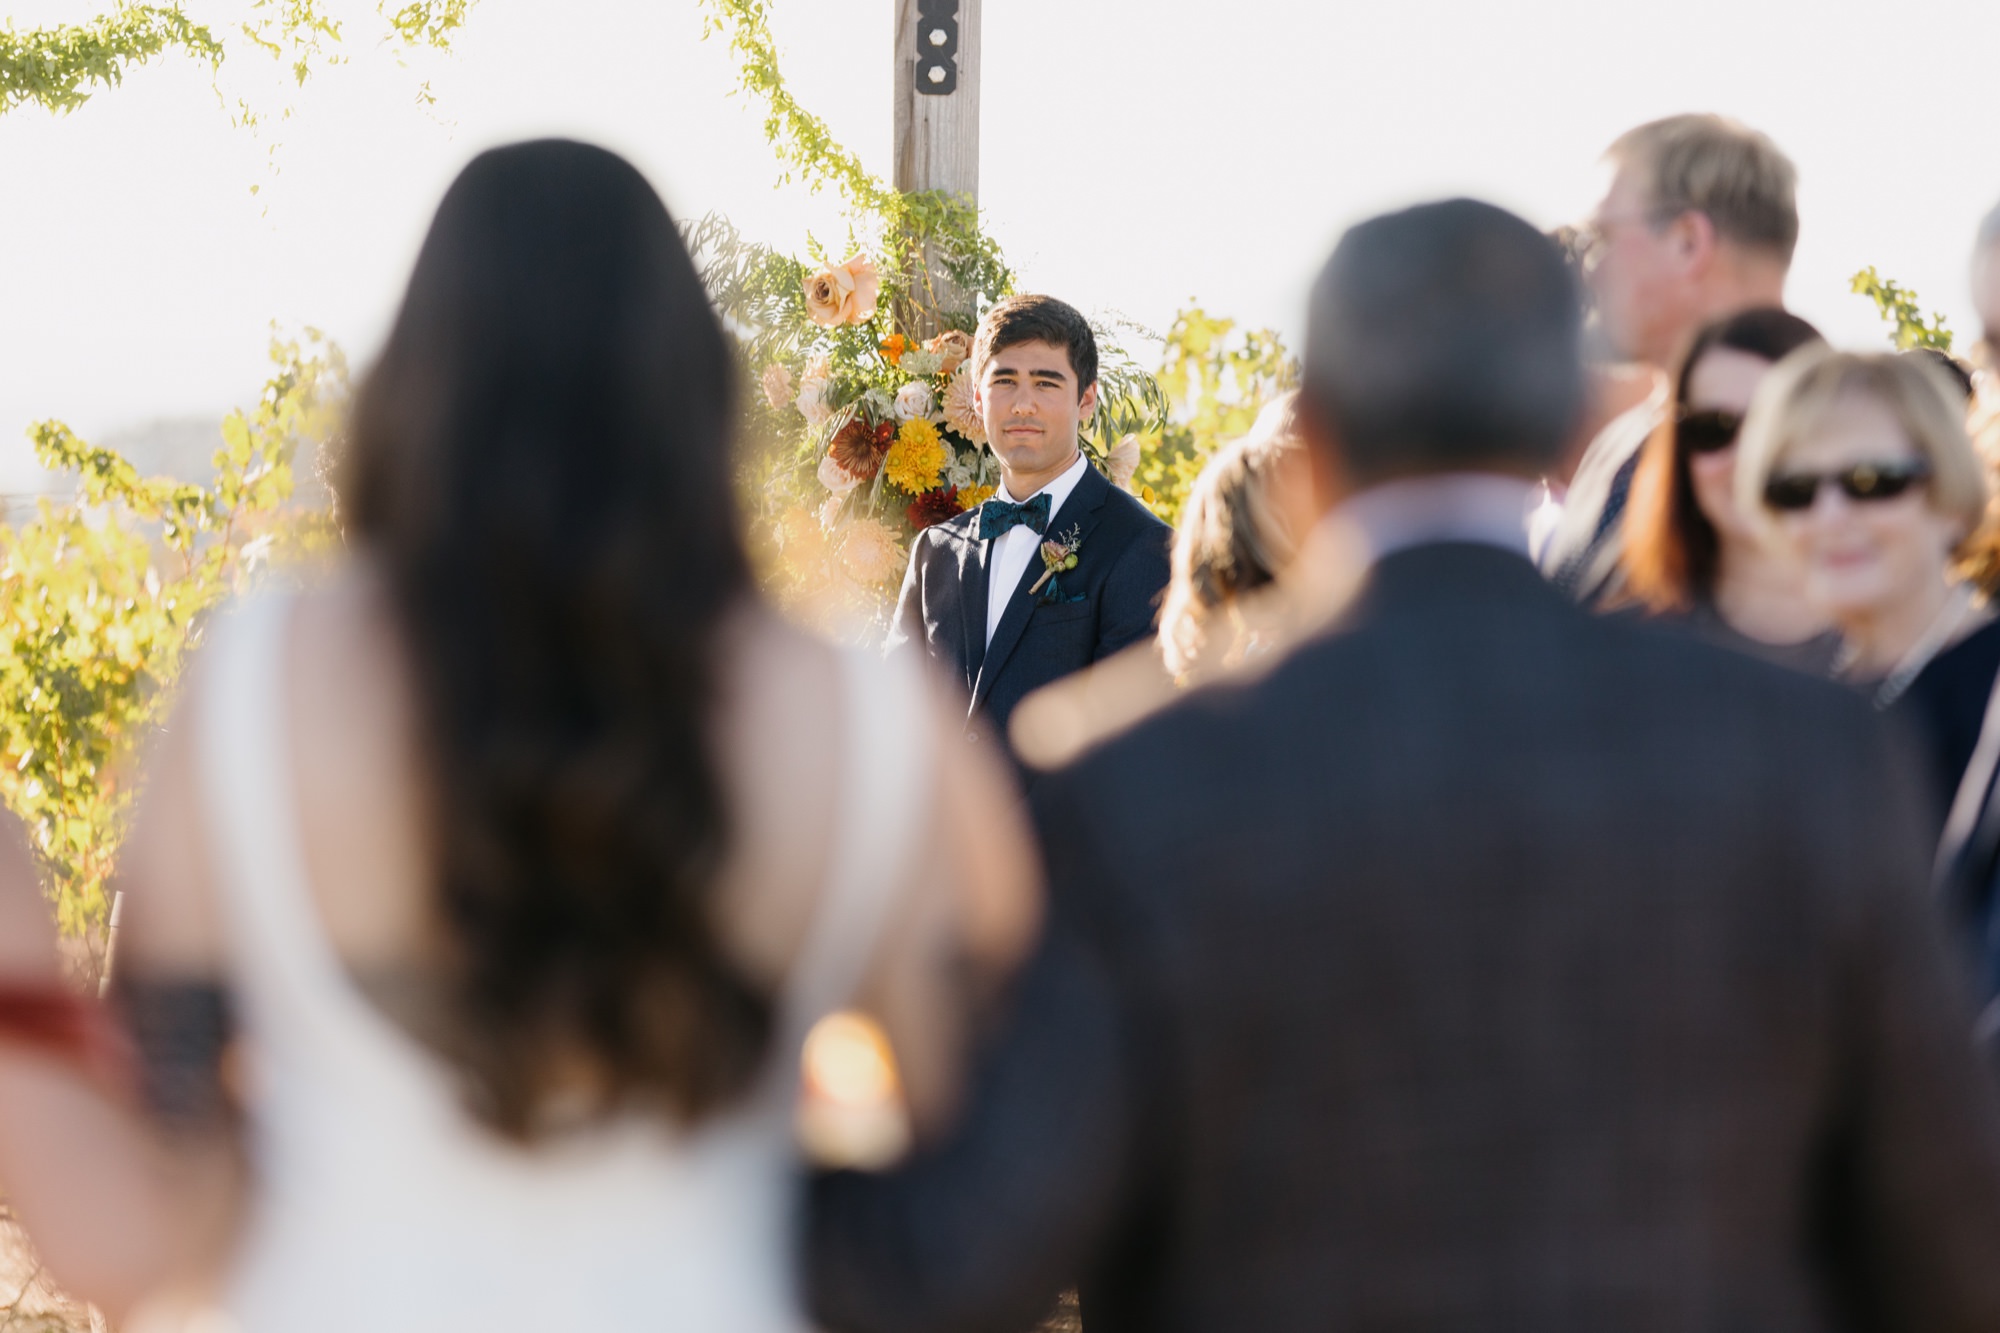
[696,0,890,214]
[0,5,224,116]
[1,1,479,121]
[696,0,1011,330]
[1851,266,1954,353]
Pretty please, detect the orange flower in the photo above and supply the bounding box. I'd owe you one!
[880,334,908,366]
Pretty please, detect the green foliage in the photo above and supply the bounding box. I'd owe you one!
[1851,266,1954,352]
[381,0,476,49]
[239,0,346,87]
[1,0,479,120]
[696,0,1012,333]
[1139,307,1298,523]
[0,334,345,943]
[696,0,889,214]
[0,5,223,116]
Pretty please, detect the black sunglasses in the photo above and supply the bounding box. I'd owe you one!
[1676,408,1744,455]
[1762,460,1932,512]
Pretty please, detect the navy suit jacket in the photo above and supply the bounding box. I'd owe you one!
[815,544,2000,1333]
[888,461,1171,757]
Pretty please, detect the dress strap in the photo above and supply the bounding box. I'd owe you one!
[196,592,375,1056]
[774,646,932,1041]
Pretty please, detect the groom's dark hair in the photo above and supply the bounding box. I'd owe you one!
[1305,197,1584,482]
[973,294,1099,397]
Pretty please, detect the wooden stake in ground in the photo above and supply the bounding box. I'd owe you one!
[892,0,980,330]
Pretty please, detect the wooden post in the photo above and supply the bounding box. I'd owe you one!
[892,0,980,332]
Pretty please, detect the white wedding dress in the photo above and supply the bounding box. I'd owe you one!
[194,591,924,1331]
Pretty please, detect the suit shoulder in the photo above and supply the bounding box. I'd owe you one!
[1098,483,1172,536]
[914,510,979,553]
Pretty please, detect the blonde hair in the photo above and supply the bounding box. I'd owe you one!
[1736,345,1989,544]
[1158,393,1308,682]
[1608,114,1799,264]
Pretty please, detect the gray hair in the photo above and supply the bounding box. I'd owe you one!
[1608,114,1800,265]
[1304,198,1584,481]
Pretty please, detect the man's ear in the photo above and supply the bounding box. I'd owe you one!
[1669,209,1718,275]
[1078,380,1100,424]
[1296,393,1354,509]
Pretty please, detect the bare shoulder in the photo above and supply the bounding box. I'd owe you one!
[706,607,846,987]
[121,570,432,977]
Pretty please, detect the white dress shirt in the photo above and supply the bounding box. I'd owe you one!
[1333,471,1539,564]
[1534,390,1667,597]
[986,451,1090,647]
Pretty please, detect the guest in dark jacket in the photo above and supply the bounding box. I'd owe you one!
[887,296,1171,772]
[810,199,2000,1333]
[1733,346,1998,819]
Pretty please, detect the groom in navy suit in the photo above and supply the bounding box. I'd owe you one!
[889,295,1171,763]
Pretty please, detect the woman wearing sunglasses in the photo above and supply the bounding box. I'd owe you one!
[1738,345,1998,816]
[1618,308,1837,669]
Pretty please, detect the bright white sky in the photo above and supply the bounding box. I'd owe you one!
[4,0,2000,480]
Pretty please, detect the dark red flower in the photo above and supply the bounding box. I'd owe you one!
[829,417,894,481]
[906,486,963,530]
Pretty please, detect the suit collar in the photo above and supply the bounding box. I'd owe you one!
[972,464,1114,712]
[1353,540,1562,621]
[1332,472,1536,564]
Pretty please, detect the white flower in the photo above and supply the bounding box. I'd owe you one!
[761,363,795,413]
[893,381,936,421]
[898,349,944,376]
[1107,434,1142,492]
[861,387,895,420]
[945,455,977,490]
[817,452,865,494]
[796,356,834,428]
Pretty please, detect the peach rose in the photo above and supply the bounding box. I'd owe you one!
[803,254,882,328]
[924,329,974,374]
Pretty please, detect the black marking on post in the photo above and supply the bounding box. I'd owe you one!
[915,0,959,96]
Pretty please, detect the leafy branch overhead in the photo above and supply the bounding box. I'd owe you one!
[696,0,1011,326]
[0,5,222,116]
[1851,266,1954,353]
[0,0,481,118]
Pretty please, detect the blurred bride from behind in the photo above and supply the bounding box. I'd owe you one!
[0,139,1038,1332]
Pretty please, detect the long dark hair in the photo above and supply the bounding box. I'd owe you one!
[1621,307,1822,611]
[340,140,762,1138]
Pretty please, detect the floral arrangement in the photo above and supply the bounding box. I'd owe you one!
[689,0,1167,635]
[694,216,1167,636]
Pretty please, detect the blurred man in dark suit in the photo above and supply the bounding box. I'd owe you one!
[809,198,2000,1333]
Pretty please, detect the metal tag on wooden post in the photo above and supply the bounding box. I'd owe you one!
[893,0,980,334]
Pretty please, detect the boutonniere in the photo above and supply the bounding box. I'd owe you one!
[1029,524,1084,601]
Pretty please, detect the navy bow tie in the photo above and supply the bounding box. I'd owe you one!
[977,492,1052,541]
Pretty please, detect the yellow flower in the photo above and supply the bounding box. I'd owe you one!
[957,483,996,510]
[883,418,948,494]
